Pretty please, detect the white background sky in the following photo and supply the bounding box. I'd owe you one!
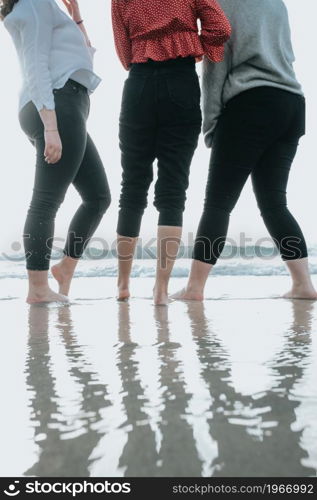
[0,0,316,257]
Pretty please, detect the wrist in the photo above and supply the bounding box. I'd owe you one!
[73,10,82,23]
[39,109,58,130]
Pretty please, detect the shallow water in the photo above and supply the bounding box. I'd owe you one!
[0,276,316,477]
[1,252,317,279]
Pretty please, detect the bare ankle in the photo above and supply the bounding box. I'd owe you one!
[153,287,169,306]
[28,283,50,293]
[118,280,130,290]
[186,282,204,295]
[291,279,314,290]
[28,285,51,299]
[54,257,77,274]
[154,281,168,293]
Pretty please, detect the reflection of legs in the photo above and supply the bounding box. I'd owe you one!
[154,119,200,304]
[252,140,316,299]
[117,114,156,301]
[52,135,111,295]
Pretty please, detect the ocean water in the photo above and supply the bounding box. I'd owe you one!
[1,246,317,280]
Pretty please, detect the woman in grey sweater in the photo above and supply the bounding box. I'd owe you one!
[2,0,111,303]
[174,0,317,301]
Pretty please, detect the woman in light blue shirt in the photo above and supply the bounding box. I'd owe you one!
[2,0,111,303]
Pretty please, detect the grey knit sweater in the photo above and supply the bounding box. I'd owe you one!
[203,0,303,147]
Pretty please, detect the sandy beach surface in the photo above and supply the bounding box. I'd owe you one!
[0,274,316,477]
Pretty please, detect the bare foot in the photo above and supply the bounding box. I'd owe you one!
[27,287,69,305]
[51,263,74,296]
[117,287,130,302]
[283,285,317,300]
[171,287,204,301]
[153,287,169,306]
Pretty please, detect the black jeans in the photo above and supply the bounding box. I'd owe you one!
[117,57,202,237]
[19,80,111,271]
[193,87,308,264]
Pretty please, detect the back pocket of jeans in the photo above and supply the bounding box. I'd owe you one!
[121,77,147,111]
[167,74,201,109]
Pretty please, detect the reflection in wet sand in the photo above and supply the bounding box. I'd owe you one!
[186,301,315,477]
[154,306,204,476]
[116,303,158,476]
[25,305,111,477]
[21,297,317,477]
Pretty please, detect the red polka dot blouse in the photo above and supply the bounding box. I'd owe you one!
[111,0,231,70]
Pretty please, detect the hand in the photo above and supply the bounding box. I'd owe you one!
[62,0,81,23]
[44,130,62,164]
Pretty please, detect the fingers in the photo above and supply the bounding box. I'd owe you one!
[46,151,62,165]
[70,0,79,9]
[50,151,62,164]
[45,153,62,165]
[44,145,62,165]
[44,130,62,164]
[61,0,72,14]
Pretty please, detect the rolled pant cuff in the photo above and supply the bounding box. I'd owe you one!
[117,207,144,238]
[281,251,309,261]
[192,251,218,266]
[192,236,220,265]
[26,264,50,271]
[63,249,82,260]
[158,208,183,227]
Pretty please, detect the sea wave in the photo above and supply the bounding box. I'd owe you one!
[1,257,317,279]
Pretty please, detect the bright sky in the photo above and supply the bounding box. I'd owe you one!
[0,0,316,258]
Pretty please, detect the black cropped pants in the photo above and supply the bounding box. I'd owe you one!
[19,80,111,271]
[193,87,308,264]
[117,57,202,237]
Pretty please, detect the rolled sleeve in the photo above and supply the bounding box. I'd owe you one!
[196,0,231,62]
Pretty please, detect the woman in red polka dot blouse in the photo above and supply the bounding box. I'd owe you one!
[111,0,231,305]
[112,0,231,70]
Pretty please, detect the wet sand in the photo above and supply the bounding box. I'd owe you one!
[0,275,316,477]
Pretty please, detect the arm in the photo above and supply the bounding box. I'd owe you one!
[111,0,132,71]
[19,0,61,163]
[202,42,231,147]
[62,0,92,49]
[196,0,231,62]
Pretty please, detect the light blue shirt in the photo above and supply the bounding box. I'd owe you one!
[4,0,101,111]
